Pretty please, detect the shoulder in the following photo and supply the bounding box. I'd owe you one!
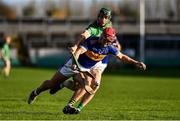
[87,20,112,29]
[88,21,98,27]
[108,45,117,50]
[108,45,119,54]
[104,21,112,28]
[85,21,100,36]
[86,21,99,30]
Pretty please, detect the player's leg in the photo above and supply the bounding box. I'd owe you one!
[2,46,11,77]
[63,80,76,91]
[37,71,69,94]
[62,74,92,114]
[63,64,103,114]
[63,74,82,91]
[50,73,82,94]
[67,61,105,93]
[65,78,100,114]
[28,59,75,104]
[63,62,106,114]
[62,87,85,114]
[28,71,69,104]
[2,59,11,77]
[66,74,90,105]
[75,69,101,113]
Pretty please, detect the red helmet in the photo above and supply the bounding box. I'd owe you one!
[102,27,116,42]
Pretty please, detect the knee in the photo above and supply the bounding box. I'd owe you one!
[92,80,100,92]
[95,81,100,90]
[73,74,86,87]
[74,81,82,91]
[73,74,82,83]
[91,70,101,81]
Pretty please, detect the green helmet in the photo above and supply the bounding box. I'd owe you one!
[98,7,112,19]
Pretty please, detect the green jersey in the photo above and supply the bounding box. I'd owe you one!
[83,21,115,65]
[1,43,10,61]
[86,20,112,37]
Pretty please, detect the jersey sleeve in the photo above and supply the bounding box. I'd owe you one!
[79,37,92,51]
[80,41,88,51]
[85,21,98,36]
[108,45,120,56]
[86,26,95,36]
[3,44,10,60]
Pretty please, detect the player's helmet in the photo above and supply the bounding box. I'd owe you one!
[98,7,112,20]
[102,27,116,42]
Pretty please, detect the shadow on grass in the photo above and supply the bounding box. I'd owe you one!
[0,111,59,115]
[14,66,180,78]
[104,67,180,78]
[0,98,23,102]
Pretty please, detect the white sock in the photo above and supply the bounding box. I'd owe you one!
[34,89,38,95]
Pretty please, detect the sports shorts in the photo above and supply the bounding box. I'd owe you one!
[59,58,90,77]
[2,44,10,61]
[92,61,107,74]
[59,58,107,77]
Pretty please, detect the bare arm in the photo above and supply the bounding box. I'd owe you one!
[73,46,87,60]
[70,31,90,53]
[116,52,138,64]
[116,52,146,70]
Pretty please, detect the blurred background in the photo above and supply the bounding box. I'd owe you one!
[0,0,180,68]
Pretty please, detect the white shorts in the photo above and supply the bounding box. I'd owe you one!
[59,58,90,77]
[92,61,107,74]
[59,58,107,77]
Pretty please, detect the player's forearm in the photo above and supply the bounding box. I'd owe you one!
[117,53,146,70]
[74,47,86,59]
[73,35,86,47]
[121,54,138,65]
[74,50,80,59]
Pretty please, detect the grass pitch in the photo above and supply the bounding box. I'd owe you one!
[0,67,180,120]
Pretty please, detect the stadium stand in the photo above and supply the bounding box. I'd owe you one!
[0,18,180,67]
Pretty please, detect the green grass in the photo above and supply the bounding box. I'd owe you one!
[0,67,180,120]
